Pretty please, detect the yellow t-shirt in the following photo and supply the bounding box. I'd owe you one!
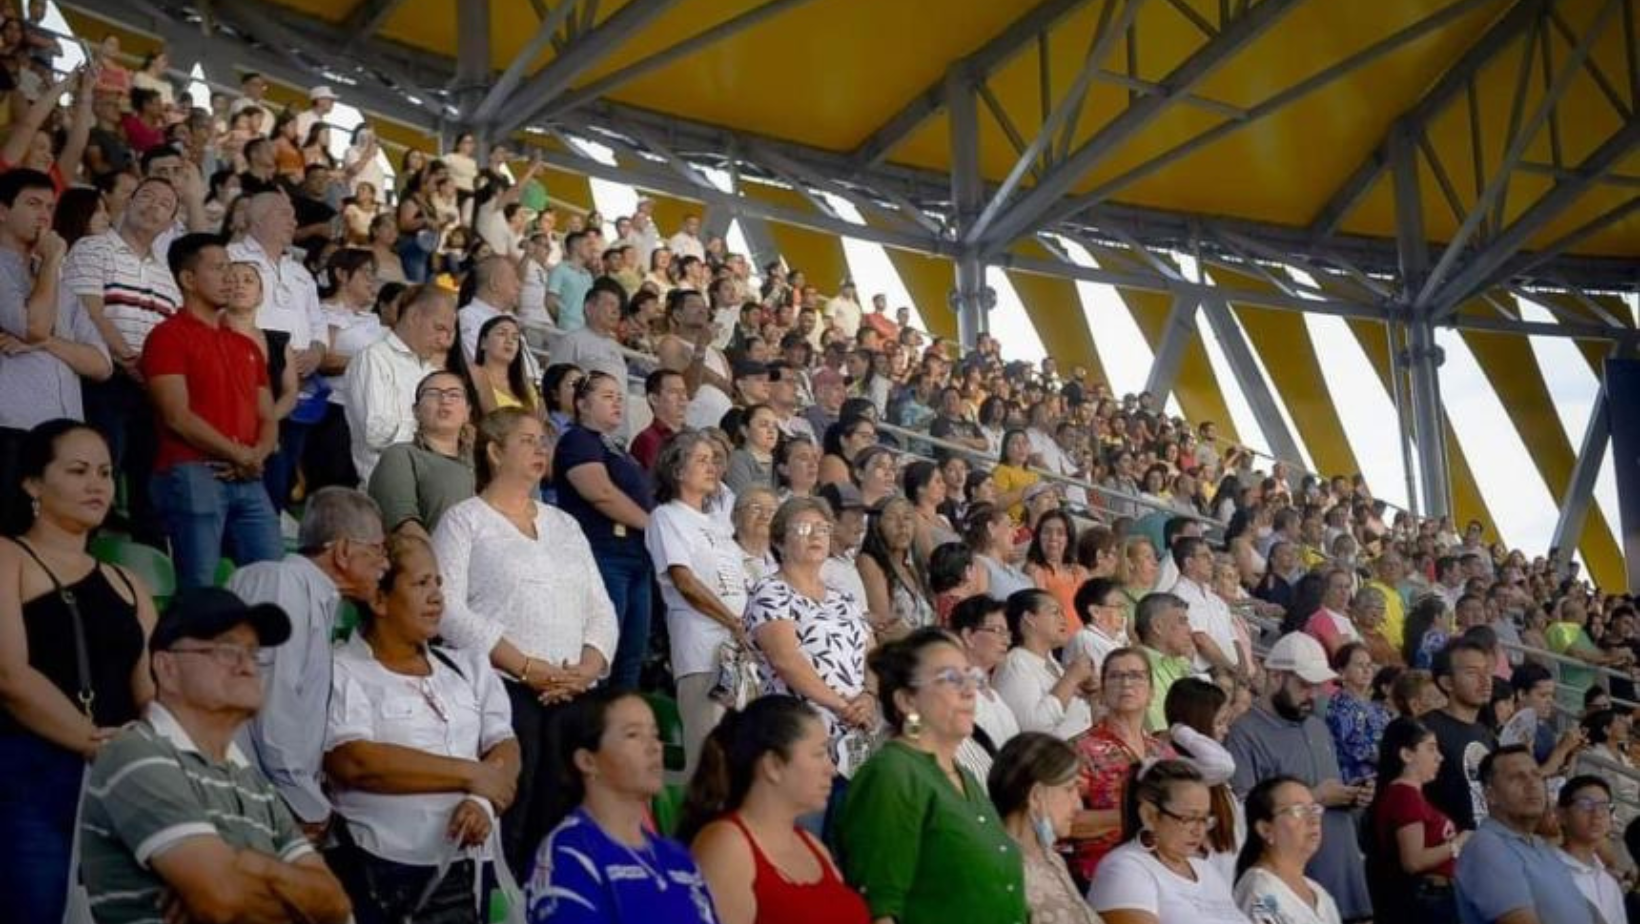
[1365,578,1407,649]
[991,463,1039,522]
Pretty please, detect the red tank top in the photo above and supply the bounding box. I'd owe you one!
[728,815,872,924]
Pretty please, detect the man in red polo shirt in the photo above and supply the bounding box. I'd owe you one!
[143,233,282,588]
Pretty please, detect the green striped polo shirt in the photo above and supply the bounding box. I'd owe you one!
[79,702,312,924]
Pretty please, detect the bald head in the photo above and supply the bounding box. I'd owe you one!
[245,191,296,251]
[473,255,520,311]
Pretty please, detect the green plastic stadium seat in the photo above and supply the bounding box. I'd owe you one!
[90,536,176,607]
[644,693,687,773]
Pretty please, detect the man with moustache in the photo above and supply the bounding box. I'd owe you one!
[1228,632,1373,921]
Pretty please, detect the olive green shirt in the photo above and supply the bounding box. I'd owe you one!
[838,740,1027,924]
[366,439,475,535]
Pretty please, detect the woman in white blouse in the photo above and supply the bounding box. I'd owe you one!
[312,248,386,491]
[644,432,751,774]
[1232,777,1341,924]
[1089,760,1250,924]
[743,497,876,779]
[324,534,521,923]
[431,407,618,875]
[992,588,1096,740]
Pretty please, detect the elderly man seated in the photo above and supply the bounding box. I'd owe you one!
[78,588,352,924]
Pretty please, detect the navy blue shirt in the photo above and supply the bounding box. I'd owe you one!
[552,425,654,550]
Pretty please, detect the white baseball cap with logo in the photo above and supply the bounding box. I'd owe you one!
[1264,632,1337,684]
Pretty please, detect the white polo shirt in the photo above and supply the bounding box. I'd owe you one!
[1171,574,1242,672]
[228,236,327,349]
[62,228,181,355]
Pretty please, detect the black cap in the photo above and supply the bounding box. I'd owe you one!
[817,481,866,515]
[150,587,293,653]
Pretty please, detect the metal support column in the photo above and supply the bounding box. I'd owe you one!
[1390,123,1452,518]
[1144,294,1199,403]
[1550,381,1611,555]
[1198,297,1306,468]
[455,0,491,149]
[947,67,988,349]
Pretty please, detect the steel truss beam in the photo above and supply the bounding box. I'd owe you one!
[1016,0,1504,244]
[1419,0,1629,315]
[1549,376,1610,556]
[849,0,1100,170]
[69,0,1640,311]
[1309,0,1547,241]
[973,0,1304,251]
[1198,296,1307,468]
[339,0,411,53]
[493,0,686,139]
[1144,294,1200,401]
[469,0,584,127]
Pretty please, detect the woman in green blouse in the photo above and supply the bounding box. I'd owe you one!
[838,628,1028,924]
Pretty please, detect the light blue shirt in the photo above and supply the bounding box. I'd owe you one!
[229,554,342,823]
[1456,817,1599,924]
[0,249,108,429]
[547,261,594,331]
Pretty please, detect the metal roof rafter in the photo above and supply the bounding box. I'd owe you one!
[493,0,686,139]
[469,0,585,127]
[972,0,1303,251]
[847,0,1102,170]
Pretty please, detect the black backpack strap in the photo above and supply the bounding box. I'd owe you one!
[427,645,465,681]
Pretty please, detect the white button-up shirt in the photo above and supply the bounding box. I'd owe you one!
[1556,848,1626,924]
[325,635,514,865]
[992,646,1092,740]
[228,237,327,349]
[342,331,440,481]
[1171,574,1243,672]
[431,497,618,669]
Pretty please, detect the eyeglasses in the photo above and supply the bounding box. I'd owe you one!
[1105,670,1150,687]
[166,642,260,668]
[1570,798,1617,818]
[1273,803,1326,822]
[971,625,1009,638]
[1156,804,1217,831]
[914,666,989,692]
[791,521,834,539]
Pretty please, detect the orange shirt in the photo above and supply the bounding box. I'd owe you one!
[1028,562,1088,636]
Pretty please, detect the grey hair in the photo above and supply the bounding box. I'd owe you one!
[1134,591,1187,645]
[1351,585,1387,612]
[297,487,384,553]
[652,430,716,508]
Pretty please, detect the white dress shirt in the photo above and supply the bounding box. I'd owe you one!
[320,303,386,404]
[1066,623,1130,675]
[992,646,1092,740]
[342,331,440,481]
[325,635,515,865]
[519,258,551,324]
[432,497,618,669]
[667,230,704,261]
[1555,848,1626,924]
[1171,575,1243,672]
[228,237,327,349]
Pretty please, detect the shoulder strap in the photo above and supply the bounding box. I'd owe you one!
[427,645,465,681]
[10,537,96,720]
[970,723,998,758]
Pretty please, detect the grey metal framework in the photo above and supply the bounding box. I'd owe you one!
[69,0,1639,553]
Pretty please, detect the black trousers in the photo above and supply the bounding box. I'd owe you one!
[328,844,480,924]
[302,402,359,493]
[501,683,574,879]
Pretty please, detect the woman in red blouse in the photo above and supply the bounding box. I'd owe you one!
[1069,646,1174,883]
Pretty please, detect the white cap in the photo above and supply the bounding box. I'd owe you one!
[310,85,338,101]
[1264,632,1337,684]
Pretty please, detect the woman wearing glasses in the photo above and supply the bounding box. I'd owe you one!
[1071,648,1176,883]
[837,628,1027,924]
[431,408,618,877]
[1088,760,1249,924]
[1233,777,1340,924]
[743,498,874,785]
[367,371,475,541]
[324,534,520,923]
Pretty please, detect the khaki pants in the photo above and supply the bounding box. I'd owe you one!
[676,672,726,778]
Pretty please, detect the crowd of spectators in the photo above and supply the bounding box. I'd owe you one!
[2,31,1639,924]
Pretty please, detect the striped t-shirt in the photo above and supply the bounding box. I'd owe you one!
[79,702,311,924]
[62,229,181,355]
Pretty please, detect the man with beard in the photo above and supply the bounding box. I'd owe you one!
[1425,637,1499,831]
[1228,632,1373,921]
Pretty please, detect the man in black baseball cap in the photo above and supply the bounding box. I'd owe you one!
[149,586,293,654]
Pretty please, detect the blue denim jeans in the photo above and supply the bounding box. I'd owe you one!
[151,461,284,589]
[0,734,86,924]
[592,541,653,691]
[262,418,310,513]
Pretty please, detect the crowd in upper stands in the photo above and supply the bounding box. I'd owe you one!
[3,24,1639,924]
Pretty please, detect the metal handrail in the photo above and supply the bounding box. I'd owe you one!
[1499,639,1638,692]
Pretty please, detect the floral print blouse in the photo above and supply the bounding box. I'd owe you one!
[1325,689,1391,783]
[1071,720,1175,882]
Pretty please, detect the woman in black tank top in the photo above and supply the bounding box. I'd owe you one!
[0,420,159,924]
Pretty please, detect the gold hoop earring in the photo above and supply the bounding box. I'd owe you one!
[904,711,923,740]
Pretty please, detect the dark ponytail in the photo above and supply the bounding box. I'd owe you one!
[675,695,822,845]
